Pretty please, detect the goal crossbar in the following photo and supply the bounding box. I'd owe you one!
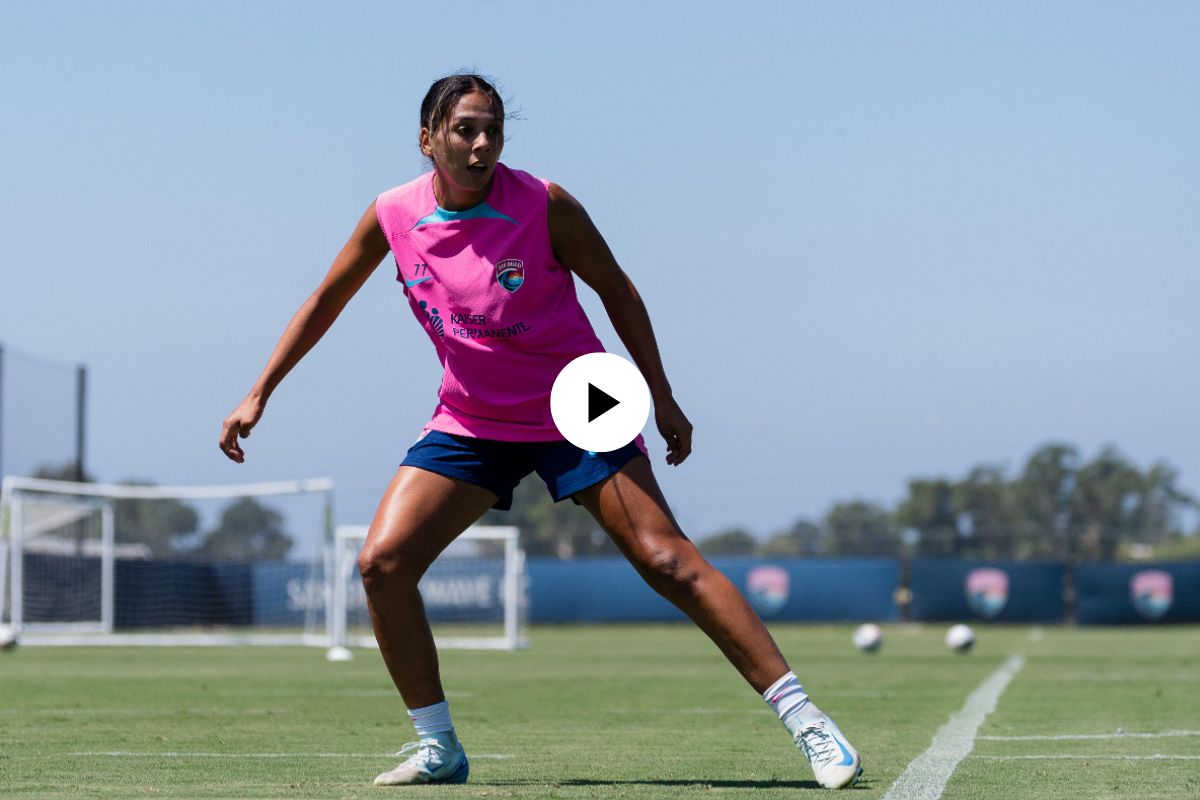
[1,476,334,502]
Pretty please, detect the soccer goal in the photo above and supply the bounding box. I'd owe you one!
[329,524,528,657]
[0,475,334,647]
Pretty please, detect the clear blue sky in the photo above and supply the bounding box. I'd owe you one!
[3,2,1197,539]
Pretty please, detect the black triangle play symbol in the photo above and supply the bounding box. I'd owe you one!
[588,383,620,422]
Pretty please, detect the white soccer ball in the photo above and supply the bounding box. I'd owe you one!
[0,624,18,652]
[325,645,354,662]
[853,623,883,653]
[945,624,975,653]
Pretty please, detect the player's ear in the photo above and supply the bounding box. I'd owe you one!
[419,127,433,158]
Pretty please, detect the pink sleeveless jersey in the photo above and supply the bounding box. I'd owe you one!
[376,164,608,441]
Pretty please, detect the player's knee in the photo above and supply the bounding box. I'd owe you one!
[356,547,390,589]
[641,540,702,595]
[357,544,421,591]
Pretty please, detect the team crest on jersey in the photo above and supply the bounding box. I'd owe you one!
[496,259,524,293]
[965,567,1009,619]
[1130,569,1173,620]
[746,565,790,617]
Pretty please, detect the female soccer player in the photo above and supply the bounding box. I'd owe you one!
[219,74,861,790]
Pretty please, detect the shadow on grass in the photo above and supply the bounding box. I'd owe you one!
[484,777,871,790]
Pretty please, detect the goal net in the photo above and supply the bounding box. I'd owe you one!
[329,524,528,656]
[0,344,84,481]
[0,475,333,646]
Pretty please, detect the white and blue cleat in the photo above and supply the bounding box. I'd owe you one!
[794,715,862,789]
[373,732,470,786]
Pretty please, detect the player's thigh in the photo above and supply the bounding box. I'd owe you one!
[573,455,690,562]
[360,466,499,580]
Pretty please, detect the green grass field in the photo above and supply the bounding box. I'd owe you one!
[2,625,1199,799]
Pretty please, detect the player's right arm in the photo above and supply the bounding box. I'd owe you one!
[219,202,390,463]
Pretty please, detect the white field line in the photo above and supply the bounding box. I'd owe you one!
[980,730,1200,741]
[5,700,482,719]
[883,655,1025,800]
[65,751,514,759]
[974,754,1200,761]
[606,694,891,717]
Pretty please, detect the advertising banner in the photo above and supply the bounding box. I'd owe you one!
[528,557,899,622]
[1076,562,1200,624]
[909,558,1065,622]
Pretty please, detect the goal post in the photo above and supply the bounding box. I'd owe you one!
[329,524,528,657]
[3,491,113,635]
[1,475,334,647]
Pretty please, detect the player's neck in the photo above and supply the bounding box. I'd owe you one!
[433,172,492,212]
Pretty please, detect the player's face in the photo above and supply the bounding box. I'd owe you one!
[422,92,504,209]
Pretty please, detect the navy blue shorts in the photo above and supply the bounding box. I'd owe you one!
[400,431,648,510]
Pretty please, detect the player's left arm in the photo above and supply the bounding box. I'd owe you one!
[548,182,692,466]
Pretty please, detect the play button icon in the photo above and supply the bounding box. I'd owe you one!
[588,383,620,422]
[551,353,650,452]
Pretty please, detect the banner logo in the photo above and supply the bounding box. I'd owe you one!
[965,567,1009,619]
[1130,569,1173,621]
[747,565,790,616]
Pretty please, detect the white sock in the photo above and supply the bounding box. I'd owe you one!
[763,671,821,731]
[408,700,454,738]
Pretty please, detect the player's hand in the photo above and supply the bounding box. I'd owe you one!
[219,395,265,463]
[654,397,693,466]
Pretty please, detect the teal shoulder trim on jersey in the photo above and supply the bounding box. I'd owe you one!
[411,202,518,229]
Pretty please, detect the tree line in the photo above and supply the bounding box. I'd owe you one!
[486,442,1198,563]
[30,464,293,562]
[31,440,1198,563]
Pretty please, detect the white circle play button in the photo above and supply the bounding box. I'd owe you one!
[550,353,651,452]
